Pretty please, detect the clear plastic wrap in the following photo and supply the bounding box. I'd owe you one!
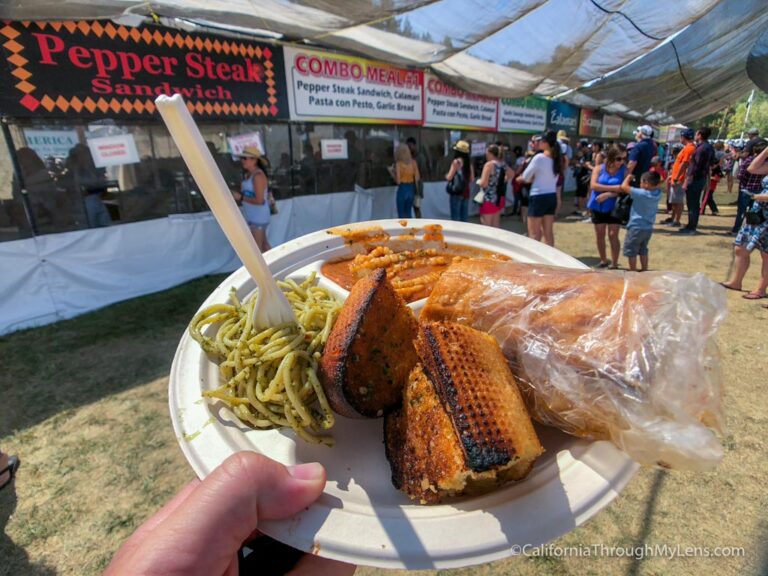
[421,260,726,471]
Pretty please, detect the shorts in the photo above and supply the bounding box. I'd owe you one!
[520,186,531,207]
[591,211,622,225]
[734,221,768,252]
[528,193,558,217]
[669,183,685,204]
[480,197,505,215]
[623,227,653,257]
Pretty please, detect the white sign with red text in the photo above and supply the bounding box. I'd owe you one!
[86,134,139,168]
[284,47,423,124]
[320,139,349,160]
[228,132,265,158]
[423,73,498,131]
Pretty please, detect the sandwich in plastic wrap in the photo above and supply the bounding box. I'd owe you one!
[421,259,726,471]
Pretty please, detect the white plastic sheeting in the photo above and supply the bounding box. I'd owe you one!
[0,181,480,335]
[3,0,755,122]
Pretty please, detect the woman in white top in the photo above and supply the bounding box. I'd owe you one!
[517,130,563,246]
[232,146,272,252]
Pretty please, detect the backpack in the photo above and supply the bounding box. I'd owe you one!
[446,167,465,196]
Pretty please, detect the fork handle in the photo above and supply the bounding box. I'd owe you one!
[156,95,279,296]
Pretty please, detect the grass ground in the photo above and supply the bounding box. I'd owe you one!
[1,186,767,576]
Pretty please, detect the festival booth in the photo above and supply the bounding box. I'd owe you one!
[0,16,681,335]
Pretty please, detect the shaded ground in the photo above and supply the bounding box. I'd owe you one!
[1,188,766,576]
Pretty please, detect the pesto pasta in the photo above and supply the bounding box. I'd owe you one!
[189,273,342,445]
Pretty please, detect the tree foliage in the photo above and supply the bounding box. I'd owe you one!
[697,90,768,138]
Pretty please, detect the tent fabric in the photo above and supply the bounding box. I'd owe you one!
[570,0,768,123]
[3,0,757,122]
[747,27,768,94]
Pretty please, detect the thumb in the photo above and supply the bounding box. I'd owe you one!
[121,452,325,576]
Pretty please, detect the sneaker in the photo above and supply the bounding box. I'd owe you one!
[580,216,593,223]
[662,217,673,224]
[677,228,696,235]
[668,221,681,227]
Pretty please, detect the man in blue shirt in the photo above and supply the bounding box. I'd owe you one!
[627,125,656,184]
[678,126,716,235]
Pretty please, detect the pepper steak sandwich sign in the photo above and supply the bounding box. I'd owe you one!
[423,73,498,131]
[0,21,288,120]
[284,47,422,124]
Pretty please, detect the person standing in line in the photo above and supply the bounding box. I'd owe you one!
[476,144,506,228]
[743,127,761,158]
[406,137,427,218]
[678,127,715,235]
[665,129,695,227]
[445,140,473,222]
[731,138,767,235]
[394,143,420,219]
[723,143,736,195]
[586,145,626,269]
[626,125,656,185]
[518,130,562,246]
[720,146,768,301]
[232,146,272,252]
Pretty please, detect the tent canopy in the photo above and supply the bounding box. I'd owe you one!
[2,0,763,123]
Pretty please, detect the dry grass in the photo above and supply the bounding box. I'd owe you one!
[1,187,767,576]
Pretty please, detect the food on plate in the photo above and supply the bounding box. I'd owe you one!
[319,268,419,418]
[322,224,507,302]
[189,273,342,445]
[421,259,726,470]
[385,322,543,503]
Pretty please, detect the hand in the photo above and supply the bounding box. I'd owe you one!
[596,193,613,203]
[105,452,356,576]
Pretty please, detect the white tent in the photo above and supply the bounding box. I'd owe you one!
[3,0,764,122]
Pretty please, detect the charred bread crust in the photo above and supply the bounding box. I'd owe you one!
[417,322,543,473]
[319,268,419,418]
[384,363,466,503]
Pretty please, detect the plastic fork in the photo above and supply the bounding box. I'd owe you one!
[155,94,295,330]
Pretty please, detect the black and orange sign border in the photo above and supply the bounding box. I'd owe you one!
[0,20,285,119]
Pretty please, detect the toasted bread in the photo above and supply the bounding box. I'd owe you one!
[319,268,419,418]
[385,322,543,503]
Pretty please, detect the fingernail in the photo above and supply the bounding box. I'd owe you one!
[287,462,324,482]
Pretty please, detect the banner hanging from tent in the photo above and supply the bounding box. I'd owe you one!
[601,115,623,138]
[547,100,580,136]
[579,108,603,137]
[423,73,498,131]
[283,46,422,124]
[0,21,288,120]
[497,96,547,133]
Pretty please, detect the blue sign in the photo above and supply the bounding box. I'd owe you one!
[547,100,580,135]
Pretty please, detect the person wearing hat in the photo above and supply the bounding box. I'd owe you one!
[445,140,473,222]
[233,145,273,252]
[743,127,760,157]
[627,125,656,185]
[555,130,572,198]
[665,128,696,227]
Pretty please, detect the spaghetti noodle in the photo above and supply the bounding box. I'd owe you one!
[189,273,342,445]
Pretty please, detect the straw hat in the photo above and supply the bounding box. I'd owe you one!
[452,140,470,154]
[238,145,262,159]
[556,130,570,142]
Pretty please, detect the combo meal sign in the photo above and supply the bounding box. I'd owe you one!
[284,47,422,124]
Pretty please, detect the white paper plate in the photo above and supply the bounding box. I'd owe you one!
[169,219,638,570]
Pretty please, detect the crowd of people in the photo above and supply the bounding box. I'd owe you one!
[425,124,768,300]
